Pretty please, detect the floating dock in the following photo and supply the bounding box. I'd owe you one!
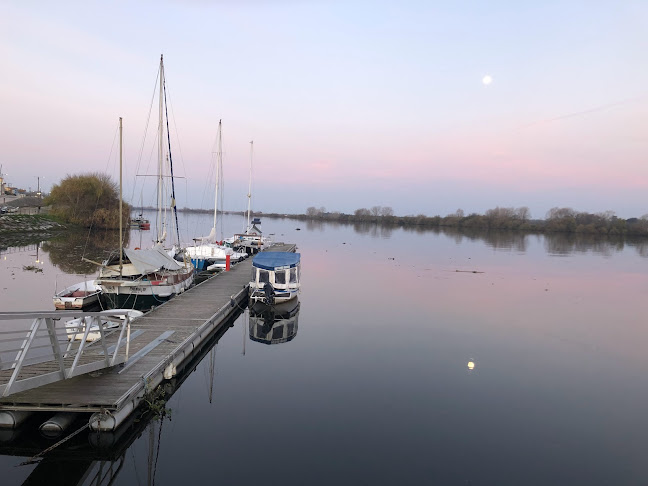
[0,243,296,432]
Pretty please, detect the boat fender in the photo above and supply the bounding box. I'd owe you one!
[163,363,177,379]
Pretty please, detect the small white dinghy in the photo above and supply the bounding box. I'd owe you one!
[65,309,143,342]
[53,280,102,310]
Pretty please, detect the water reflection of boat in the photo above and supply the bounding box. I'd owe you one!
[249,252,301,305]
[249,300,299,345]
[53,280,102,310]
[249,298,300,319]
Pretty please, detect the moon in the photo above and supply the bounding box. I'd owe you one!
[482,75,493,85]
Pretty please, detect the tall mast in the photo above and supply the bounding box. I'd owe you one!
[213,120,222,235]
[157,54,164,244]
[119,117,123,276]
[246,140,253,232]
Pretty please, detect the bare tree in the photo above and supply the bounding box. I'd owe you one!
[380,206,394,217]
[486,207,516,220]
[546,207,576,220]
[597,210,615,221]
[354,208,371,221]
[516,206,530,221]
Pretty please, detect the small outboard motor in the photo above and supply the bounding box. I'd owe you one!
[263,282,275,306]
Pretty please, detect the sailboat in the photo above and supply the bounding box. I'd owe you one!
[225,140,271,254]
[184,120,248,271]
[97,56,195,311]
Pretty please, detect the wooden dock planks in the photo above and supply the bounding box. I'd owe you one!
[0,242,296,412]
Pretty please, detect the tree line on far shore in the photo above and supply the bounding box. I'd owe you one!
[41,173,648,237]
[252,205,648,237]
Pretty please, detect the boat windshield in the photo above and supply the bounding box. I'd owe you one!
[275,270,286,285]
[259,269,270,284]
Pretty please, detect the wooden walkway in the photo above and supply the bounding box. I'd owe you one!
[0,243,296,414]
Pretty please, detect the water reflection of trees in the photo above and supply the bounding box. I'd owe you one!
[632,240,648,258]
[305,220,325,232]
[350,222,648,257]
[0,233,54,253]
[440,227,529,252]
[545,233,648,258]
[400,225,530,251]
[352,222,393,239]
[41,229,129,274]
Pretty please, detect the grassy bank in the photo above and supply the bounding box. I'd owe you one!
[0,214,67,235]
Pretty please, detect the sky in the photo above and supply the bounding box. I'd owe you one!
[1,0,647,219]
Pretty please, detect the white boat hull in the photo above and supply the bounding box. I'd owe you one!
[99,276,193,310]
[249,287,299,304]
[53,280,102,310]
[66,309,143,342]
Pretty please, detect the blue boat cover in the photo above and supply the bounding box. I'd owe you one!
[252,252,301,270]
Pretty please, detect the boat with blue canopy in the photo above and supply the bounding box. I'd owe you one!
[249,252,301,304]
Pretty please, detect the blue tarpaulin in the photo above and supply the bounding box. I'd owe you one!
[252,252,301,270]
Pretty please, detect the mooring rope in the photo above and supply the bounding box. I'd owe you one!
[18,411,113,466]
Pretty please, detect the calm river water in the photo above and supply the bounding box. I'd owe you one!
[1,212,648,485]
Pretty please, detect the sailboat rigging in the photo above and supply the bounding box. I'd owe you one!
[246,140,253,233]
[225,139,269,253]
[97,55,195,311]
[184,120,247,271]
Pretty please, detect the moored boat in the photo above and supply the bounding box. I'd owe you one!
[184,121,247,271]
[66,308,144,342]
[130,214,150,230]
[227,218,271,254]
[95,57,194,311]
[98,246,194,310]
[224,142,271,254]
[53,280,102,310]
[249,251,301,304]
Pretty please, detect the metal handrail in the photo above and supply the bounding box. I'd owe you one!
[0,311,134,397]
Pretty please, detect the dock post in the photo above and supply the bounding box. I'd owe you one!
[226,254,231,271]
